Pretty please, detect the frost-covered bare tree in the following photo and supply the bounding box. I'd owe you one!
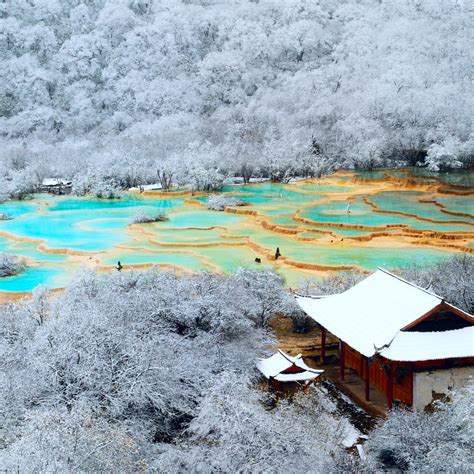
[180,164,226,193]
[399,254,474,313]
[1,409,144,473]
[363,384,474,472]
[1,268,355,471]
[206,194,244,211]
[0,253,25,277]
[155,374,355,473]
[297,271,365,297]
[235,268,293,328]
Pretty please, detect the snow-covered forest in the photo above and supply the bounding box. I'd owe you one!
[1,267,472,472]
[0,269,349,471]
[1,0,473,198]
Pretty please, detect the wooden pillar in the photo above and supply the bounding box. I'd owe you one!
[387,363,395,409]
[320,326,326,364]
[408,363,415,407]
[364,356,370,401]
[339,340,345,380]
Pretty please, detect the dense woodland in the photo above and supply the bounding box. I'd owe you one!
[1,0,473,199]
[0,269,349,471]
[1,258,473,472]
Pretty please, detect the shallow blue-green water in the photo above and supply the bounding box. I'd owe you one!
[1,169,472,292]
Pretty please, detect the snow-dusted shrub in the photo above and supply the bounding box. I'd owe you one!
[156,375,353,473]
[364,385,473,472]
[399,254,474,313]
[183,166,225,192]
[0,169,39,200]
[207,194,245,211]
[288,307,314,334]
[131,211,168,224]
[71,173,122,199]
[0,253,25,277]
[425,139,464,171]
[298,271,365,297]
[235,268,293,328]
[92,181,122,199]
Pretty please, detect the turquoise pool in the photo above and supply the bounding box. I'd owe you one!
[1,169,472,292]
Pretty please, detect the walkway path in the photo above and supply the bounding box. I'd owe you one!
[272,315,388,418]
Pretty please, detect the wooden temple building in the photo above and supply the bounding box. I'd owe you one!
[297,269,474,410]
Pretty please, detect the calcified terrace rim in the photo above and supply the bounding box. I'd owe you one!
[0,168,473,297]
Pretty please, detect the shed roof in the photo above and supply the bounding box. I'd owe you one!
[296,268,473,361]
[41,178,72,187]
[257,350,323,382]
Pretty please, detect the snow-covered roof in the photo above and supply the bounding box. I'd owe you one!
[296,268,474,360]
[129,183,163,192]
[141,183,163,191]
[257,350,323,382]
[41,178,71,186]
[380,326,474,361]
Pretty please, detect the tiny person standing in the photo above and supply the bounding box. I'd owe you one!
[117,261,123,271]
[275,247,281,260]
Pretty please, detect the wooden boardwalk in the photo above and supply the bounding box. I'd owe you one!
[323,366,388,418]
[272,316,388,417]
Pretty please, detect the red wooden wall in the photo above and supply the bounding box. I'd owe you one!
[344,344,414,406]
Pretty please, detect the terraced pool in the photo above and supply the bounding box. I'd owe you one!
[1,169,473,293]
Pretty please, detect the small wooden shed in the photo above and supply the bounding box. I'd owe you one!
[257,350,324,391]
[40,178,72,194]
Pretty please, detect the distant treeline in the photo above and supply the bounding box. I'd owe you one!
[1,0,473,198]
